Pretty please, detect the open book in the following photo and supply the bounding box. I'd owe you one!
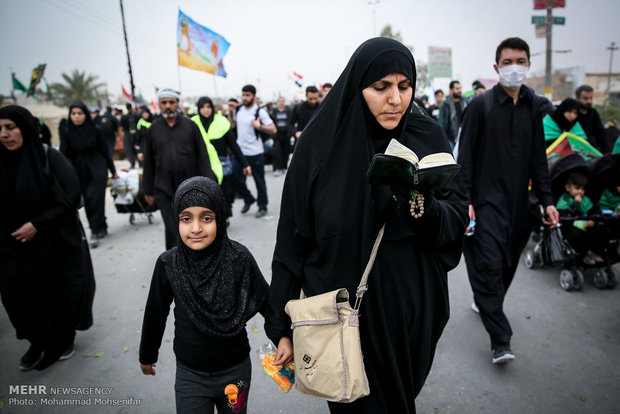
[367,139,460,190]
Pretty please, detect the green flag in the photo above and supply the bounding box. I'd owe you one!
[12,73,27,92]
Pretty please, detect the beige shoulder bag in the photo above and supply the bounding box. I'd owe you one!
[284,225,385,403]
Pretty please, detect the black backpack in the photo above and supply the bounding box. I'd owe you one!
[254,106,275,142]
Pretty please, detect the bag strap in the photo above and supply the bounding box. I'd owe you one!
[353,224,385,312]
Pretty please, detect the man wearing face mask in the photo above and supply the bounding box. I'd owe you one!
[142,88,215,250]
[439,80,467,150]
[575,85,611,153]
[457,37,559,365]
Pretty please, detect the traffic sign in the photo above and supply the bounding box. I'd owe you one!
[534,0,565,9]
[553,16,565,25]
[532,15,546,24]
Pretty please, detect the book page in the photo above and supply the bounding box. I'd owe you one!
[384,139,419,165]
[419,152,456,169]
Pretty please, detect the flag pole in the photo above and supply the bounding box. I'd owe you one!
[119,0,136,102]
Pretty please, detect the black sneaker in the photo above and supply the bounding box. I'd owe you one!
[241,202,254,214]
[19,344,44,371]
[59,342,75,361]
[255,209,267,218]
[492,344,515,364]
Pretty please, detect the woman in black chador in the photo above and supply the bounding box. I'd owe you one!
[265,37,469,413]
[60,101,117,242]
[0,105,96,370]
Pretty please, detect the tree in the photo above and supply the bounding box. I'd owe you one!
[50,69,107,107]
[379,25,429,96]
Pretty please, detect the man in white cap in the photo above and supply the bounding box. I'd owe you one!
[143,88,215,249]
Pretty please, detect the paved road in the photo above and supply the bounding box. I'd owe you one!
[1,162,619,413]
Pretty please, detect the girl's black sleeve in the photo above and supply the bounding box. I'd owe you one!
[139,257,174,365]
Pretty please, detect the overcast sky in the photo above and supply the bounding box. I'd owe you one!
[1,0,618,104]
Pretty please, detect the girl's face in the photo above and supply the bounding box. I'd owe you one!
[0,119,24,151]
[362,72,412,130]
[199,103,213,118]
[563,109,578,123]
[178,206,217,250]
[70,107,86,126]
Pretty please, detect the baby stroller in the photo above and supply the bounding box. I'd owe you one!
[524,153,617,290]
[111,170,157,225]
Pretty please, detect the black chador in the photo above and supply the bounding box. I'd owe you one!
[265,38,468,413]
[0,105,95,370]
[60,102,116,236]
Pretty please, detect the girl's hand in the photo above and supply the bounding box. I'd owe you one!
[273,337,294,365]
[11,222,38,243]
[140,363,156,376]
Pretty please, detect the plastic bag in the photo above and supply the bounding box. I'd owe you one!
[542,225,571,265]
[257,343,295,393]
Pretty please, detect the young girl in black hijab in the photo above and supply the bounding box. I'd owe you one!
[139,176,268,414]
[0,105,95,371]
[265,37,469,413]
[60,102,117,243]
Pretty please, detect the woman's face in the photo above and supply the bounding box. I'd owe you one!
[70,107,86,126]
[362,72,412,130]
[563,109,578,123]
[0,119,24,151]
[199,103,213,118]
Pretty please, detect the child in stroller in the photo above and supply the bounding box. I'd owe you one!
[524,153,617,290]
[555,171,606,265]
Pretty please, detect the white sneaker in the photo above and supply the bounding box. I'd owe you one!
[471,302,479,313]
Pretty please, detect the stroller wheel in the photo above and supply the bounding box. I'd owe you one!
[148,213,154,224]
[592,269,608,289]
[559,269,575,291]
[129,214,136,225]
[605,268,617,289]
[573,269,584,291]
[525,250,536,269]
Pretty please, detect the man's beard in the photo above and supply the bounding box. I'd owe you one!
[453,93,461,100]
[162,110,177,119]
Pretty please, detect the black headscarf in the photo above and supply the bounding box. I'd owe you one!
[550,98,581,132]
[64,102,99,154]
[0,105,49,225]
[162,176,268,337]
[196,96,214,130]
[277,37,454,298]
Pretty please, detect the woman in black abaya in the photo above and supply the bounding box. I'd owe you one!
[265,38,468,413]
[0,105,96,370]
[60,102,117,242]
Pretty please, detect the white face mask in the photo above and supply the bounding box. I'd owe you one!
[498,64,529,89]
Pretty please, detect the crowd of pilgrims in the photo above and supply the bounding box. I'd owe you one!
[1,37,619,414]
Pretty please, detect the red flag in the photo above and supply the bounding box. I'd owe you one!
[121,85,133,101]
[151,99,159,113]
[292,71,303,80]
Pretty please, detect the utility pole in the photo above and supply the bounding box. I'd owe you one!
[544,5,553,97]
[119,0,136,102]
[606,41,618,101]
